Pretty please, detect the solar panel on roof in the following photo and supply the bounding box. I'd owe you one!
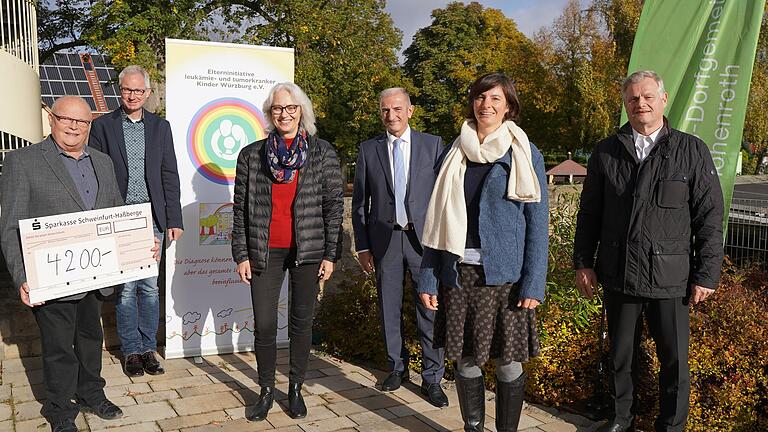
[96,68,109,81]
[40,51,123,113]
[106,97,120,110]
[63,82,78,94]
[54,53,68,65]
[84,97,96,110]
[60,67,74,81]
[77,82,90,95]
[45,66,60,80]
[49,81,64,94]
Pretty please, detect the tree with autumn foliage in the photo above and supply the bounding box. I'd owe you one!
[215,0,406,162]
[402,0,644,153]
[38,0,405,162]
[742,3,768,174]
[85,0,209,110]
[532,0,640,152]
[403,2,557,146]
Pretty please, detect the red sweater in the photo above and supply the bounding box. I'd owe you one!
[269,138,298,248]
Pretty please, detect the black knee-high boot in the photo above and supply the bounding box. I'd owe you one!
[495,371,526,432]
[455,374,486,432]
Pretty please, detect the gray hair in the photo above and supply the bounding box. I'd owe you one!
[622,70,665,97]
[379,87,411,106]
[262,82,317,136]
[119,65,151,88]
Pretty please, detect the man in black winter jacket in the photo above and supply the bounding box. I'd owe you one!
[573,70,724,432]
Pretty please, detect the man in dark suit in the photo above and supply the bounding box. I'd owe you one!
[352,88,447,407]
[0,96,130,432]
[89,65,183,377]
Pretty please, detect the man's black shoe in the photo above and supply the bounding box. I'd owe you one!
[51,418,77,432]
[381,370,409,391]
[597,422,635,432]
[141,351,165,375]
[421,382,449,408]
[79,399,123,420]
[123,354,144,377]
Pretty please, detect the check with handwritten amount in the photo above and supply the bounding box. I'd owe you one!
[19,203,157,303]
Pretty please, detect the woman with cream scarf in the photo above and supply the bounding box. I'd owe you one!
[418,73,549,432]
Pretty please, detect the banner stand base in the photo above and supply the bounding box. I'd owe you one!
[165,340,290,360]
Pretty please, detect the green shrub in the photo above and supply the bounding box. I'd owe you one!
[314,269,445,377]
[527,192,604,404]
[315,269,388,365]
[526,193,768,431]
[685,264,768,432]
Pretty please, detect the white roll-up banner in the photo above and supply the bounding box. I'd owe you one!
[164,38,294,359]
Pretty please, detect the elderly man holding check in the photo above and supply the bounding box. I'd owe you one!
[0,96,158,432]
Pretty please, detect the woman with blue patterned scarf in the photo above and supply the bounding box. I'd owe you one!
[231,82,344,422]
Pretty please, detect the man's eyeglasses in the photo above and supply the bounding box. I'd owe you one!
[120,87,149,96]
[51,112,91,128]
[270,104,299,115]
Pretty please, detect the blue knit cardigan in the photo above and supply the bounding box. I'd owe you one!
[417,143,549,302]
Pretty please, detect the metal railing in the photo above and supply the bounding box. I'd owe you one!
[0,0,38,173]
[725,198,768,267]
[0,0,38,68]
[0,131,28,166]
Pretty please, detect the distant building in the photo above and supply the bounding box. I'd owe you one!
[0,0,42,170]
[546,158,587,184]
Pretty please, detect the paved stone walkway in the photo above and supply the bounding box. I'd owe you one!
[0,349,602,432]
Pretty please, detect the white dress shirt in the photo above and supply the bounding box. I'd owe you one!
[387,126,412,189]
[355,127,413,255]
[632,125,663,161]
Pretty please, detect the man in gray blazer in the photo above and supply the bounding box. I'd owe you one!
[0,96,133,432]
[352,88,447,407]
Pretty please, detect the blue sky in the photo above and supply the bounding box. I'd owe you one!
[385,0,577,53]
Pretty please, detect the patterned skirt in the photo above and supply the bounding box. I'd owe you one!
[434,264,540,366]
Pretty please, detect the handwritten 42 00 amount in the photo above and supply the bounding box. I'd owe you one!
[47,247,113,275]
[34,237,119,286]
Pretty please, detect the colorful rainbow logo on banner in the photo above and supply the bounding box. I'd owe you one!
[187,98,267,185]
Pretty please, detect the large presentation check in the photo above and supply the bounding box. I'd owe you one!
[19,203,158,303]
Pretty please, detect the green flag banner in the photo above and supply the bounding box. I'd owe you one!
[624,0,765,223]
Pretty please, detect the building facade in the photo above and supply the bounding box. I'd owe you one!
[0,0,42,170]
